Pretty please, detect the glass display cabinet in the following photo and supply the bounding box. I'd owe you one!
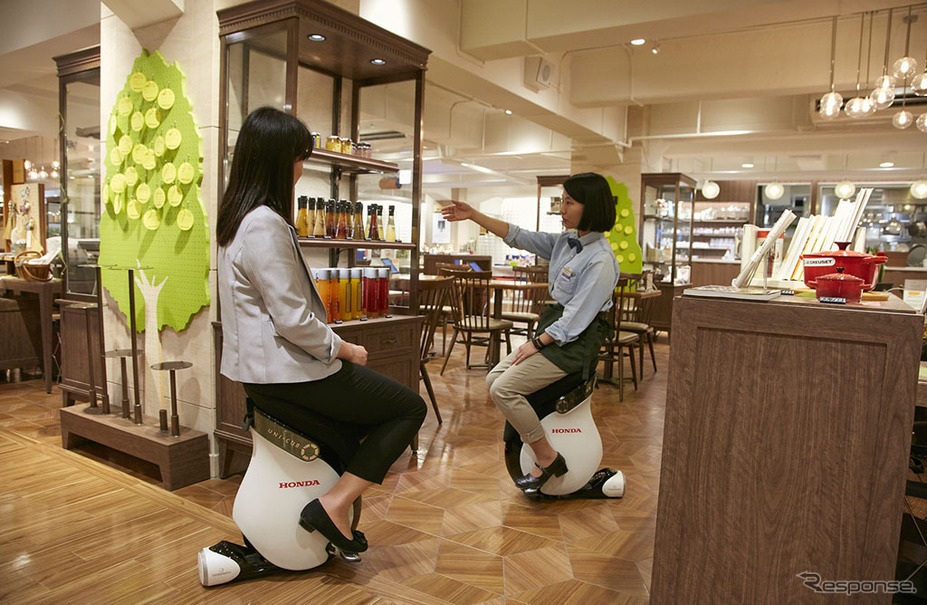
[215,0,431,474]
[640,172,696,284]
[55,46,101,298]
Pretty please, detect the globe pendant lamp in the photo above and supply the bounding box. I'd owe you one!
[891,10,920,81]
[869,10,896,111]
[893,80,913,130]
[834,180,856,200]
[845,13,875,119]
[764,182,785,201]
[916,113,927,133]
[911,180,927,200]
[912,28,927,96]
[819,17,843,120]
[702,180,720,200]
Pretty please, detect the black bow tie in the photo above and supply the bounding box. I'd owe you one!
[567,238,583,253]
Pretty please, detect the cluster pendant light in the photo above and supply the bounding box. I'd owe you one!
[819,7,926,132]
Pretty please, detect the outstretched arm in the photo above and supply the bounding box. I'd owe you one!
[440,200,508,239]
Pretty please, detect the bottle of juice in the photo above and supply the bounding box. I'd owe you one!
[385,205,397,242]
[325,200,336,238]
[339,268,353,322]
[368,204,379,240]
[313,268,330,320]
[352,201,365,240]
[295,196,310,237]
[336,200,350,239]
[312,198,326,238]
[305,198,316,237]
[351,267,363,320]
[329,268,341,323]
[377,205,385,241]
[363,267,379,318]
[378,267,391,317]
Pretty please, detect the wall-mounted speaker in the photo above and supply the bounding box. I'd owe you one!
[524,56,553,90]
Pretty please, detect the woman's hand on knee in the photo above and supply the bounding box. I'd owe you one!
[512,341,539,365]
[337,342,368,366]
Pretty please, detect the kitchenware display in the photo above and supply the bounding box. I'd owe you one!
[801,242,887,290]
[814,267,864,303]
[908,243,927,267]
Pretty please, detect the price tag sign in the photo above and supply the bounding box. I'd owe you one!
[819,296,847,305]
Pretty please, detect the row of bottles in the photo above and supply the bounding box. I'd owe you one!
[296,197,397,242]
[310,266,392,323]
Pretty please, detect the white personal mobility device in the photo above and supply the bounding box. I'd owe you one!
[504,374,625,498]
[198,403,361,587]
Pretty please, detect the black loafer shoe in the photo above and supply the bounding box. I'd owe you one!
[514,452,568,494]
[299,499,369,552]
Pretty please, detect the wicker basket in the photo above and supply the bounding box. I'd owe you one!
[14,251,51,281]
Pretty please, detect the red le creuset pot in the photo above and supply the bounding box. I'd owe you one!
[814,267,864,303]
[801,242,886,291]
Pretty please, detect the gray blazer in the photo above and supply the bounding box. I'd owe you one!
[218,205,342,383]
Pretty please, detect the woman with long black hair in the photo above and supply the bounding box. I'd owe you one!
[217,107,426,553]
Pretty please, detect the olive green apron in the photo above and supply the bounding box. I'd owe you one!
[536,303,612,380]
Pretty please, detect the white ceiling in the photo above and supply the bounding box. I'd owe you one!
[2,0,927,199]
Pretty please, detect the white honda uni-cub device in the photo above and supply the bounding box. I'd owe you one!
[198,401,362,587]
[504,373,625,498]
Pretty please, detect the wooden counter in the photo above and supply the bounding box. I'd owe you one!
[652,293,922,604]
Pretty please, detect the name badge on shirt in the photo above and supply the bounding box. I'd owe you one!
[560,266,575,282]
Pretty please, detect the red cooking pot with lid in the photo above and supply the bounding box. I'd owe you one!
[801,241,886,291]
[814,267,864,303]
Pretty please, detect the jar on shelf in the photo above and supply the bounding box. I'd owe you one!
[325,135,340,152]
[351,267,363,320]
[339,268,353,322]
[312,268,331,320]
[339,137,352,154]
[363,267,379,319]
[329,269,341,323]
[377,267,391,317]
[310,132,322,149]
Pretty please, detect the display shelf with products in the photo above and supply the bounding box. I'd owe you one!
[215,0,431,463]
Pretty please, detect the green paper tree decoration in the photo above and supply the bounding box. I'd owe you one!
[604,177,643,274]
[99,49,209,332]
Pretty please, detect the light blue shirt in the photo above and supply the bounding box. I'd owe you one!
[503,223,619,345]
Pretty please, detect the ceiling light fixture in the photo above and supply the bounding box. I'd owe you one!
[651,42,660,55]
[701,180,720,199]
[880,161,895,167]
[764,182,785,200]
[307,34,326,42]
[917,113,927,133]
[630,38,646,46]
[819,16,843,120]
[892,9,920,80]
[846,12,875,119]
[911,179,927,199]
[741,162,754,168]
[870,8,895,110]
[834,180,857,200]
[370,58,386,65]
[504,109,512,115]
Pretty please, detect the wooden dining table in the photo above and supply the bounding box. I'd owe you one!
[485,280,550,364]
[0,276,64,393]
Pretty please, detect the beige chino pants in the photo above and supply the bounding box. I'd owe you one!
[486,350,567,444]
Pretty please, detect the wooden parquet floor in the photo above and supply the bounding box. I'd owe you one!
[0,339,670,604]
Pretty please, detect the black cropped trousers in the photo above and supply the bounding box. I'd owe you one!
[244,360,426,484]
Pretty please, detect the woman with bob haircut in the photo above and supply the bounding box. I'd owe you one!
[440,172,619,494]
[217,106,426,554]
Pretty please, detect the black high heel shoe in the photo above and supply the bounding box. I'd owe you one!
[514,452,568,494]
[299,499,369,553]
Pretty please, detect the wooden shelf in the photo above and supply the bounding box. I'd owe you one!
[297,237,414,251]
[304,148,399,175]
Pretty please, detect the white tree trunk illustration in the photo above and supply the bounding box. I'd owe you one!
[135,264,168,415]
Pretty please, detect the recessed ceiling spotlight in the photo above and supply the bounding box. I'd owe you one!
[370,58,387,65]
[504,109,512,115]
[879,161,895,168]
[651,42,660,55]
[741,162,754,168]
[630,38,646,46]
[307,34,326,42]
